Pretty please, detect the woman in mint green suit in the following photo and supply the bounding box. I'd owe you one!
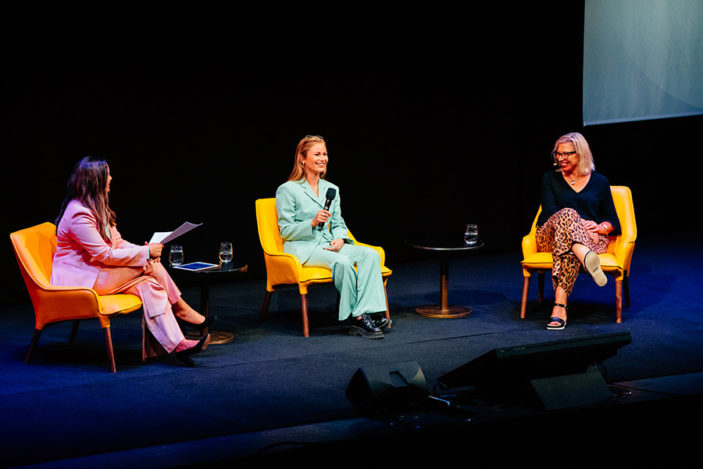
[275,135,389,339]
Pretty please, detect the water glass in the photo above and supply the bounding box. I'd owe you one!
[464,224,478,246]
[169,245,184,266]
[219,241,233,265]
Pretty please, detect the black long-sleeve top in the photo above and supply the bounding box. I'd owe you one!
[537,170,621,236]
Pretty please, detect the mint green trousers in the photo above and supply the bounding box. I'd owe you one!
[304,243,387,321]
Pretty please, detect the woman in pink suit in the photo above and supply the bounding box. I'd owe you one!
[51,156,211,366]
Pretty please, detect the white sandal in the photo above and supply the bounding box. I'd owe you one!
[584,251,607,287]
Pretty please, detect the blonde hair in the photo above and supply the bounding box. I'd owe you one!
[552,132,595,176]
[287,135,327,181]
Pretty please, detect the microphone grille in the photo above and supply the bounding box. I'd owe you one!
[326,188,337,199]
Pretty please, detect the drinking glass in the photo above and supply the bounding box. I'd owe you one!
[464,224,478,246]
[169,245,184,266]
[219,242,233,266]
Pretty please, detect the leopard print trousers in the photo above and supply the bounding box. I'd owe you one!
[536,208,609,296]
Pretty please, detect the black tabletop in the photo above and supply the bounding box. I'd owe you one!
[168,263,248,276]
[407,239,485,252]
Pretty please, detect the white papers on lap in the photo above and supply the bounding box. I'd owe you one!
[149,222,203,244]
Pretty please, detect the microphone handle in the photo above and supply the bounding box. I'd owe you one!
[317,199,333,230]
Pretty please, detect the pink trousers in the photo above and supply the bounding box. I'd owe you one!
[93,260,184,353]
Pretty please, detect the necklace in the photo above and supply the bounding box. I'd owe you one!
[566,173,581,185]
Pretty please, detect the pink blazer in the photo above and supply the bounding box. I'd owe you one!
[51,199,149,288]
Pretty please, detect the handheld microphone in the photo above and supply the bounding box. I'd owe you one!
[318,188,336,231]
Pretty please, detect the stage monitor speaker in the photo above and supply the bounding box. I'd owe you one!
[437,331,632,410]
[346,361,429,414]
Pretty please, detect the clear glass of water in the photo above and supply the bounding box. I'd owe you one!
[464,224,478,246]
[219,242,233,266]
[169,245,184,266]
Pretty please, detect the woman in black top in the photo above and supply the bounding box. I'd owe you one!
[536,132,621,330]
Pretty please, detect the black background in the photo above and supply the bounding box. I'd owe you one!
[3,2,701,304]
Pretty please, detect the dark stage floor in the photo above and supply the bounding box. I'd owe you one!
[1,231,702,468]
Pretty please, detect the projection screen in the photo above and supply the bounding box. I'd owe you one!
[583,0,703,126]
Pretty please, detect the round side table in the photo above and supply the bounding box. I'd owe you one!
[408,239,485,318]
[168,263,248,344]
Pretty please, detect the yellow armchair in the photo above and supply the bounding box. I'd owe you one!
[255,198,392,337]
[10,222,142,372]
[520,186,637,323]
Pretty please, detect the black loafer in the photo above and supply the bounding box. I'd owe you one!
[349,314,384,339]
[372,313,392,330]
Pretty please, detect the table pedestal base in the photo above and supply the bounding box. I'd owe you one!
[416,305,472,319]
[185,330,234,344]
[409,240,484,320]
[169,263,247,346]
[207,330,234,344]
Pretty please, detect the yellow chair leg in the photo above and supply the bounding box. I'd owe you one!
[615,279,623,324]
[521,276,530,319]
[384,285,391,326]
[260,291,273,321]
[300,294,309,338]
[25,329,42,364]
[104,327,117,373]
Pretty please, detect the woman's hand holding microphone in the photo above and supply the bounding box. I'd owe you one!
[313,210,343,252]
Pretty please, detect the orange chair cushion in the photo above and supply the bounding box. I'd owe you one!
[522,252,622,272]
[99,294,144,316]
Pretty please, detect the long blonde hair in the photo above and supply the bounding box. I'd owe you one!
[287,135,327,181]
[552,132,595,176]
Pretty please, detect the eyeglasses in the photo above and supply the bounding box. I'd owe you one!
[552,151,577,159]
[305,135,324,140]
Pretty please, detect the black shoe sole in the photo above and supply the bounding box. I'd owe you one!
[348,325,384,339]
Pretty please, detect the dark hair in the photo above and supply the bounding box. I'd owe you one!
[56,156,116,240]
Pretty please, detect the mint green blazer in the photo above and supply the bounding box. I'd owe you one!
[275,179,352,263]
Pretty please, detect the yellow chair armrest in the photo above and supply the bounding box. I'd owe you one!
[614,240,636,274]
[263,252,304,288]
[522,234,538,256]
[522,207,541,257]
[31,287,102,329]
[265,251,304,268]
